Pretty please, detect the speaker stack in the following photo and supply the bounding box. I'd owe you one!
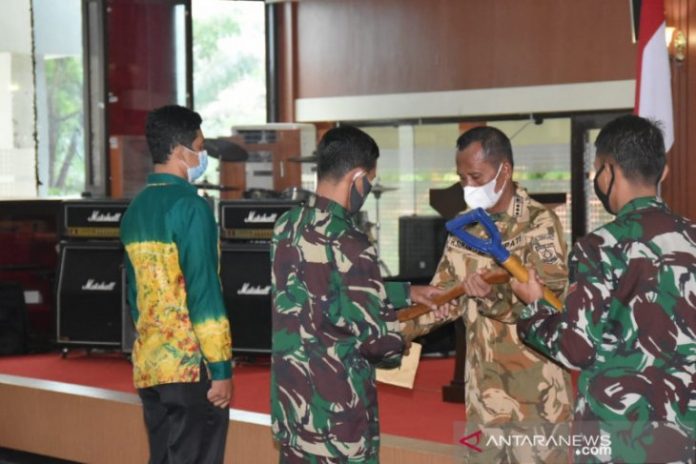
[56,200,134,353]
[219,200,297,354]
[398,215,447,279]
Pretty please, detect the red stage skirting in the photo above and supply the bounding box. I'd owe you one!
[0,353,463,445]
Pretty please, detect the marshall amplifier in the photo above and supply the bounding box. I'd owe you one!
[220,243,272,353]
[219,200,297,242]
[61,200,129,239]
[399,215,447,279]
[57,242,125,346]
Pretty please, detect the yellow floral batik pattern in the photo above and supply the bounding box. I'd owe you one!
[194,318,231,362]
[127,241,228,388]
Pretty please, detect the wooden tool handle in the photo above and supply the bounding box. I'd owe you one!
[396,270,510,322]
[502,255,563,310]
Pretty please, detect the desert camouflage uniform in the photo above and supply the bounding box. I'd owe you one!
[270,195,408,463]
[402,185,573,463]
[518,196,696,463]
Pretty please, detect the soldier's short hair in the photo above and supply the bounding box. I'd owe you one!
[456,126,514,168]
[595,115,666,186]
[316,126,379,181]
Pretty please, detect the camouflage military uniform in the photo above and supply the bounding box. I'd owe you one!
[270,195,408,463]
[402,185,573,463]
[518,196,696,463]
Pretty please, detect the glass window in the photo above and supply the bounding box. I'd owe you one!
[497,118,572,245]
[192,0,267,194]
[359,119,573,276]
[0,0,36,198]
[192,0,267,136]
[360,124,462,276]
[34,0,85,197]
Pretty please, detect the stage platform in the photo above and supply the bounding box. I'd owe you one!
[0,353,465,463]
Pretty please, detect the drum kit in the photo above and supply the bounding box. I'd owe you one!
[196,150,398,274]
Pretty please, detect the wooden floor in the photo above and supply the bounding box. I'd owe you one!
[0,374,459,464]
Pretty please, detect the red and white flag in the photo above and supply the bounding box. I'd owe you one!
[635,0,674,151]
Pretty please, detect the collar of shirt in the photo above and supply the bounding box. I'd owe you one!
[146,173,195,192]
[616,196,664,217]
[313,194,350,220]
[489,183,530,222]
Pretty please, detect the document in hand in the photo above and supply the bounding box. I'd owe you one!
[375,342,422,389]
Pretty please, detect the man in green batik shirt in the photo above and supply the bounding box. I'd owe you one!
[270,126,445,463]
[512,115,696,463]
[121,105,232,464]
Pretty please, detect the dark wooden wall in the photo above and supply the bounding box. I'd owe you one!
[292,0,636,98]
[664,0,696,220]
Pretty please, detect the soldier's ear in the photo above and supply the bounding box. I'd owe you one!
[346,167,365,184]
[660,165,669,184]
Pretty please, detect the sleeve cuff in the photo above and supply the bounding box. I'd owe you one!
[520,299,555,320]
[206,360,233,380]
[384,281,411,308]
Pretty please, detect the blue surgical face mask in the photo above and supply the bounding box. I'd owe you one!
[184,148,208,183]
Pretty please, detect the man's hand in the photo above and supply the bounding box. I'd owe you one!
[410,285,456,321]
[409,285,444,309]
[207,379,233,409]
[462,270,495,298]
[510,268,544,304]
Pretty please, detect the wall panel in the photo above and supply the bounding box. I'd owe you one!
[664,0,696,220]
[295,0,635,98]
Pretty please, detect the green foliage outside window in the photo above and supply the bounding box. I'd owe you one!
[44,56,84,196]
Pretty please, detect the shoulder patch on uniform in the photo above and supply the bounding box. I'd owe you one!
[531,233,561,264]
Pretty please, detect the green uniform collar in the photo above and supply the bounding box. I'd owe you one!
[616,196,664,217]
[314,195,350,220]
[146,172,195,191]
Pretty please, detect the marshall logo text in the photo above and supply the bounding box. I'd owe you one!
[81,279,117,291]
[243,211,278,224]
[237,283,271,296]
[87,210,122,223]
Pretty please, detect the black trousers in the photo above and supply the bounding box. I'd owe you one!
[138,366,229,464]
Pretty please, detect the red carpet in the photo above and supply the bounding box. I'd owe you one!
[0,352,463,445]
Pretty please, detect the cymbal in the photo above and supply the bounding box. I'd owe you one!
[288,155,318,163]
[204,138,249,162]
[371,184,398,195]
[194,182,240,191]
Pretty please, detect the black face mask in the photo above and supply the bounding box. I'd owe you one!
[593,164,615,215]
[349,175,372,213]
